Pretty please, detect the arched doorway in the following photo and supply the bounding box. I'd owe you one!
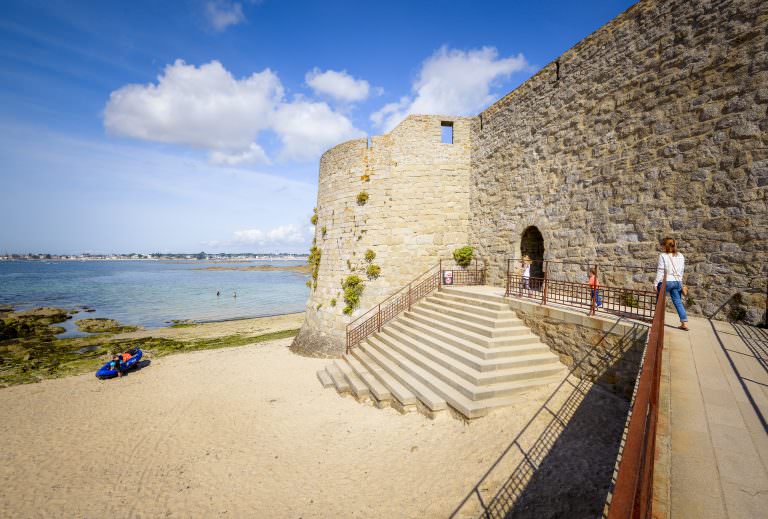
[520,226,545,280]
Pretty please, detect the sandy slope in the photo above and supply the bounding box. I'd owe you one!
[0,338,618,518]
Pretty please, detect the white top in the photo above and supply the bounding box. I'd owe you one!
[522,265,531,278]
[654,253,685,286]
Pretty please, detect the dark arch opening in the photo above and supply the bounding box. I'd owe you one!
[520,226,545,279]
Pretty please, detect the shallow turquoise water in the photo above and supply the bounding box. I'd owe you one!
[0,261,310,336]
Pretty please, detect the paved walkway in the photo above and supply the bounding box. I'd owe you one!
[660,314,768,518]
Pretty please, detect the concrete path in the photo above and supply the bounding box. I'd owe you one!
[661,314,768,518]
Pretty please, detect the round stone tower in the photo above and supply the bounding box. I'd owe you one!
[290,115,474,358]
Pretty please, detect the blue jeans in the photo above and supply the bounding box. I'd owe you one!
[657,281,687,322]
[591,289,602,306]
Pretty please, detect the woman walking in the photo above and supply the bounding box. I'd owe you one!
[654,237,688,330]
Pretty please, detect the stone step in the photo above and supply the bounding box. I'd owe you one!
[375,329,564,396]
[440,286,509,305]
[344,353,393,405]
[425,294,514,319]
[367,335,564,418]
[407,306,531,340]
[396,315,545,357]
[386,319,556,373]
[325,364,350,394]
[333,359,370,400]
[418,300,521,329]
[316,369,334,388]
[360,340,448,413]
[433,290,509,312]
[351,348,418,409]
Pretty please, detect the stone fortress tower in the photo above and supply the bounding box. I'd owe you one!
[290,116,474,357]
[292,0,768,358]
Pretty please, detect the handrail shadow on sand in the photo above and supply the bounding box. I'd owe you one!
[449,320,648,519]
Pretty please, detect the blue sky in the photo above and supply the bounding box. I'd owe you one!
[0,0,636,254]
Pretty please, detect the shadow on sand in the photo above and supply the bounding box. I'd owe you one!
[450,320,648,519]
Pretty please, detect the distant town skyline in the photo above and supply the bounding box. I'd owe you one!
[1,0,635,254]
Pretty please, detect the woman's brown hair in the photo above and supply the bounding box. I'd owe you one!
[662,237,677,255]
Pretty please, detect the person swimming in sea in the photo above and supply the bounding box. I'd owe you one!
[216,290,220,297]
[233,291,237,298]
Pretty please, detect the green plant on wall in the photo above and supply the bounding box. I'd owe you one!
[310,207,318,226]
[366,264,381,279]
[330,298,337,307]
[356,191,369,206]
[321,226,327,238]
[308,245,321,291]
[341,275,365,315]
[621,291,639,308]
[364,249,376,262]
[453,246,474,268]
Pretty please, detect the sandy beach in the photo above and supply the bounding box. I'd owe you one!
[0,333,629,518]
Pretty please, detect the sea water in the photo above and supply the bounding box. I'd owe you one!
[0,261,310,337]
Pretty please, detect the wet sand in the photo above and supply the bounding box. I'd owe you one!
[111,312,305,341]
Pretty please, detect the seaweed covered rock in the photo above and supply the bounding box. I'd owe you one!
[75,318,138,334]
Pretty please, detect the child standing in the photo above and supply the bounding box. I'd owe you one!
[589,267,602,307]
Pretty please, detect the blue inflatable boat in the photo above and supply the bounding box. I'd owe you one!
[96,349,143,379]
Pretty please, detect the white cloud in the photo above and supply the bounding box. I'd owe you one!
[208,224,314,249]
[209,143,270,166]
[104,60,364,165]
[272,100,365,161]
[205,1,245,31]
[305,68,370,102]
[104,59,281,150]
[371,46,529,131]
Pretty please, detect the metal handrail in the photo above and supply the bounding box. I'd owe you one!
[608,273,667,518]
[345,263,438,331]
[345,257,486,353]
[505,258,658,322]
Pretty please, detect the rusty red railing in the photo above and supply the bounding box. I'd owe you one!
[505,258,657,322]
[345,258,486,353]
[608,274,667,518]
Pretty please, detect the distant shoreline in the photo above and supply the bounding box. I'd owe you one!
[193,264,310,273]
[0,257,309,262]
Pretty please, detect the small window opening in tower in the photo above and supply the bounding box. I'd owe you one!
[441,121,454,144]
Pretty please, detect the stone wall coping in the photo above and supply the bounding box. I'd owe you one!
[506,296,651,336]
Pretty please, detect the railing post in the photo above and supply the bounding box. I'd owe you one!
[439,259,442,288]
[475,258,478,285]
[542,260,548,306]
[505,258,510,296]
[408,283,412,311]
[377,304,381,333]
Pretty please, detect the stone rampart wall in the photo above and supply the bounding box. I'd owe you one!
[469,0,768,322]
[508,298,648,400]
[291,115,473,357]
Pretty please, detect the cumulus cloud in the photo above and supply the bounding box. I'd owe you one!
[104,60,280,151]
[272,100,365,161]
[104,60,364,165]
[205,1,245,31]
[202,224,314,250]
[230,224,310,247]
[209,143,269,166]
[371,46,529,131]
[305,68,370,102]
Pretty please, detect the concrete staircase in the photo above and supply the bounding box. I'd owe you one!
[316,286,566,419]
